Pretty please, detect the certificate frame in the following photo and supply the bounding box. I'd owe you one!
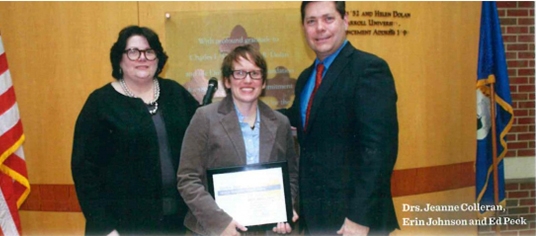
[206,161,293,228]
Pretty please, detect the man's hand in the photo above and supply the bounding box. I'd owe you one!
[272,209,299,234]
[336,218,369,236]
[221,220,247,236]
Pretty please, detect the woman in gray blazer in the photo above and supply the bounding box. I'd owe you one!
[177,45,299,236]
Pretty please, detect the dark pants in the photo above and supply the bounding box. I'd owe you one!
[116,213,187,236]
[157,213,188,235]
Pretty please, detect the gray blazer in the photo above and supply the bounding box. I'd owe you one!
[177,95,299,236]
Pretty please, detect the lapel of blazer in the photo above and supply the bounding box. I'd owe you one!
[295,64,315,133]
[306,43,354,131]
[258,100,277,163]
[296,64,315,96]
[217,96,247,165]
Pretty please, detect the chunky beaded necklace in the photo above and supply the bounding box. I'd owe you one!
[120,78,160,115]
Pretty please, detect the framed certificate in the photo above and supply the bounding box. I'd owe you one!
[206,161,293,227]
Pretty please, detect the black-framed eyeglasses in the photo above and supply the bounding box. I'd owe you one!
[231,70,263,80]
[123,48,157,61]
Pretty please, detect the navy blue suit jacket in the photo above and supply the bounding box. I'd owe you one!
[282,42,399,234]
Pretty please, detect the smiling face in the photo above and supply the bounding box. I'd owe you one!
[119,35,158,82]
[224,55,266,106]
[303,1,348,61]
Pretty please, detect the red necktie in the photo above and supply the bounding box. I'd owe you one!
[305,63,324,130]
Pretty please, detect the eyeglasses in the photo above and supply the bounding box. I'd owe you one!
[231,70,263,80]
[123,48,157,61]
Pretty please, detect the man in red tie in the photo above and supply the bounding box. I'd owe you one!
[279,1,399,235]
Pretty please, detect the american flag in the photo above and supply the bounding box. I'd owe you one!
[0,33,30,236]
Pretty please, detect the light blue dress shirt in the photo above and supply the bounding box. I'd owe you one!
[300,40,349,128]
[235,105,261,164]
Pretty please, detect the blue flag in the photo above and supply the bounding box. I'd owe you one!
[476,1,514,217]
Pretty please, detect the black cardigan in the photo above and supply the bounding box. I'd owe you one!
[71,78,198,235]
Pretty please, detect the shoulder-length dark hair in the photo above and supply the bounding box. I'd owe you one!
[110,25,168,80]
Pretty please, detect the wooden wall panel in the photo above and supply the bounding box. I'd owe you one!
[19,211,85,236]
[0,2,138,184]
[0,1,482,235]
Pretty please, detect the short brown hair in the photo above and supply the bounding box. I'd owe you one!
[301,1,346,23]
[221,44,268,93]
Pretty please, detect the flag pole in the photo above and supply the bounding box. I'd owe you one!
[489,80,501,235]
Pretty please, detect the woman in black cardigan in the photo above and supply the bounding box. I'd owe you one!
[71,25,198,236]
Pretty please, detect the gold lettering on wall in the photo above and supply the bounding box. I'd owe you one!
[346,9,411,37]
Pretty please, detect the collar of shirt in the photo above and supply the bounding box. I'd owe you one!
[234,104,260,127]
[314,39,349,74]
[300,40,349,127]
[234,104,261,165]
